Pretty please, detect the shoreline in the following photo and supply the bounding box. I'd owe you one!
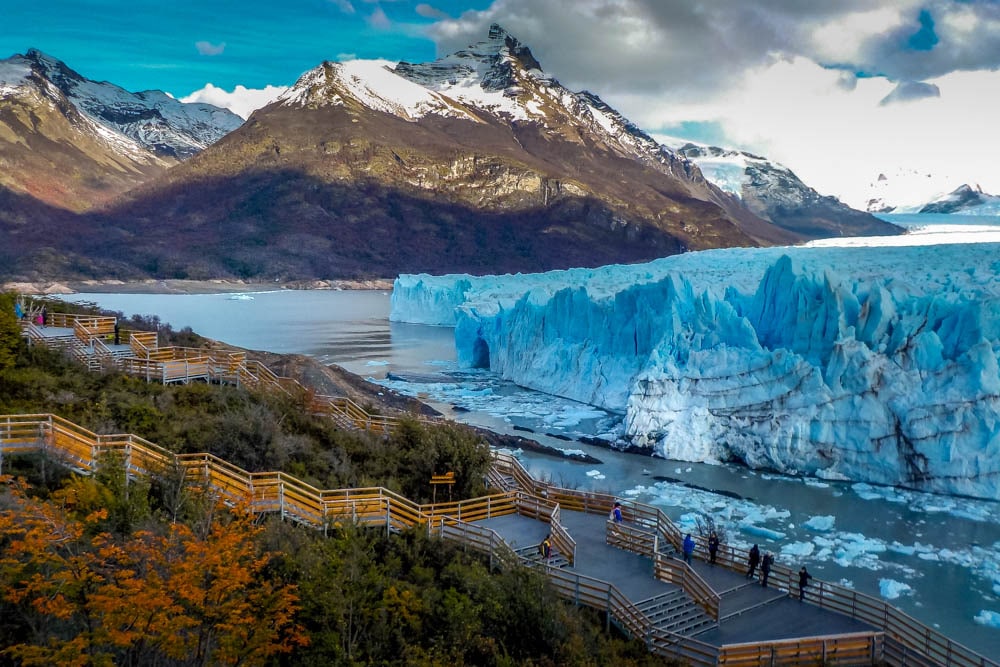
[2,277,397,295]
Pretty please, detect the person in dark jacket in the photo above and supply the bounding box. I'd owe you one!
[798,565,813,601]
[746,544,760,580]
[708,532,719,565]
[761,552,774,588]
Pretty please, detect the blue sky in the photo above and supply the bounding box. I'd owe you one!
[4,0,1000,207]
[1,0,491,94]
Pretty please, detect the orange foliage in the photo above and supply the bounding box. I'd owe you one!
[0,476,307,666]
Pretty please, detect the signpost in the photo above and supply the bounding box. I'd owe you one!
[430,471,455,503]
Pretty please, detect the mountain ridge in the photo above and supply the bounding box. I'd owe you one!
[1,26,900,281]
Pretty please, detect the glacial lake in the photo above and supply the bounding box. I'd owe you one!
[57,286,1000,656]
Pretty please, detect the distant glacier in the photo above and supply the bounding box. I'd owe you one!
[391,237,1000,500]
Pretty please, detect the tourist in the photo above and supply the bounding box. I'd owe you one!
[708,531,719,565]
[746,544,760,580]
[541,534,552,560]
[682,533,695,565]
[798,566,813,601]
[761,551,774,588]
[610,501,623,523]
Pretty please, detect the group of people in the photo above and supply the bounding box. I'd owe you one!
[746,543,813,600]
[608,503,815,602]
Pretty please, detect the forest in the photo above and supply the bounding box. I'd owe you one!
[0,293,675,666]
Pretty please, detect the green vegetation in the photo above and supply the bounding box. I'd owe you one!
[0,312,677,665]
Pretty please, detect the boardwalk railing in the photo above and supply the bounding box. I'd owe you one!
[20,319,431,436]
[489,452,998,667]
[717,631,884,666]
[653,554,721,620]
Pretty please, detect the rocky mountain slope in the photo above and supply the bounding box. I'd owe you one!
[1,28,898,281]
[673,143,898,238]
[0,50,240,212]
[919,184,1000,215]
[71,24,894,281]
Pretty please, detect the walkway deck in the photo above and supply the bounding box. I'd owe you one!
[480,511,872,648]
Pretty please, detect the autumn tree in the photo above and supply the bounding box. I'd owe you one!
[0,476,306,666]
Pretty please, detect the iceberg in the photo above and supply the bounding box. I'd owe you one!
[391,242,1000,499]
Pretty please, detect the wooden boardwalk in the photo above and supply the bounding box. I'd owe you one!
[12,314,999,665]
[479,511,873,648]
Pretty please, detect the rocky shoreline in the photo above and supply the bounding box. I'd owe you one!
[2,277,396,295]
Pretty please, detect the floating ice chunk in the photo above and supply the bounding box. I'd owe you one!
[803,479,830,488]
[974,610,1000,628]
[560,449,587,457]
[851,483,884,501]
[879,579,913,599]
[740,524,786,541]
[365,360,390,366]
[804,515,835,531]
[889,542,917,556]
[781,541,815,557]
[585,469,603,477]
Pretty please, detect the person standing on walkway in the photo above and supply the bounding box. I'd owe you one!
[540,534,552,560]
[761,552,774,588]
[798,565,813,601]
[610,501,623,523]
[708,532,719,565]
[682,533,695,565]
[746,544,760,580]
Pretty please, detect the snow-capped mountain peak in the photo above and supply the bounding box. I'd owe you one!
[1,49,242,159]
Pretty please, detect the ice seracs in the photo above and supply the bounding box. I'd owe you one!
[392,239,1000,500]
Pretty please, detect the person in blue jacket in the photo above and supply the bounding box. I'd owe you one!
[682,533,695,565]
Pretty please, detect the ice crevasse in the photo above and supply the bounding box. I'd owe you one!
[391,243,1000,499]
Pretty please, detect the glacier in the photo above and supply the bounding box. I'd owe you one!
[391,240,1000,500]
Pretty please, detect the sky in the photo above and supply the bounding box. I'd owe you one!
[3,0,1000,209]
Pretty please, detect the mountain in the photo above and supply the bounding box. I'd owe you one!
[73,24,894,282]
[671,142,897,238]
[861,168,970,214]
[919,184,1000,215]
[0,50,241,211]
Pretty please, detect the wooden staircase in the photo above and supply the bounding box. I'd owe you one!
[635,590,718,637]
[514,544,572,569]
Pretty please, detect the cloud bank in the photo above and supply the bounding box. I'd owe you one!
[425,0,1000,206]
[181,83,287,119]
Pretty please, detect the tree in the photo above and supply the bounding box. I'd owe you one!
[0,292,21,371]
[0,476,306,666]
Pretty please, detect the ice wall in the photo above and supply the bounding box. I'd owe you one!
[391,243,1000,499]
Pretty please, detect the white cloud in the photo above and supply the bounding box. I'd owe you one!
[330,0,355,14]
[425,0,1000,206]
[369,7,391,30]
[415,3,449,20]
[195,41,226,56]
[180,83,287,119]
[643,59,1000,208]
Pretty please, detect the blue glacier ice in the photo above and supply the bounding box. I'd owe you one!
[391,242,1000,499]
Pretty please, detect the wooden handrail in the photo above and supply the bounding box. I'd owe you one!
[653,553,721,620]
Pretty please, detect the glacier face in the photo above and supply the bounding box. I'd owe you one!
[391,243,1000,499]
